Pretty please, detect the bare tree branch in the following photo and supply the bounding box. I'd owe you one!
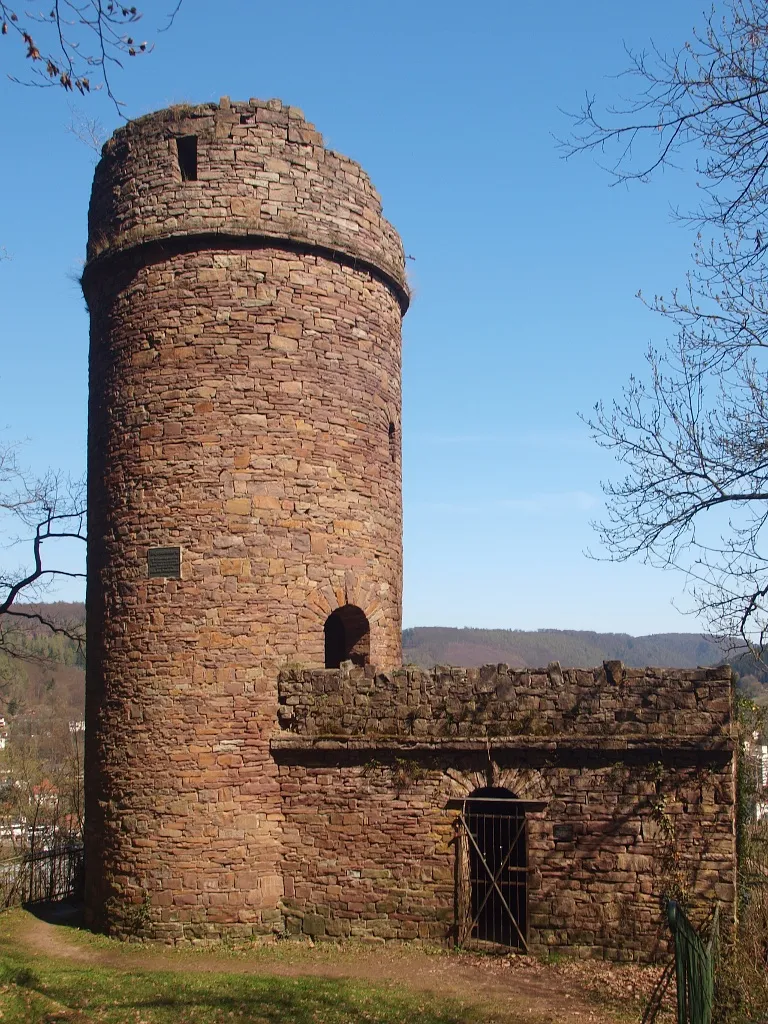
[0,443,86,660]
[568,2,768,653]
[0,1,185,112]
[65,102,106,152]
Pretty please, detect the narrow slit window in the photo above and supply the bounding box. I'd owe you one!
[176,136,198,182]
[388,421,397,462]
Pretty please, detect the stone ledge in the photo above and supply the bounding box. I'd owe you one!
[82,230,410,314]
[271,734,734,756]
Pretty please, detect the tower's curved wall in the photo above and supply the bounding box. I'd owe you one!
[83,98,407,941]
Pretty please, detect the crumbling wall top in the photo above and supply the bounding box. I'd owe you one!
[276,661,734,746]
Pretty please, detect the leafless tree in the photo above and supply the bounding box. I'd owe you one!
[0,0,184,109]
[563,1,768,653]
[0,442,85,660]
[0,0,163,659]
[65,102,106,151]
[0,1,172,640]
[0,717,85,908]
[0,721,82,850]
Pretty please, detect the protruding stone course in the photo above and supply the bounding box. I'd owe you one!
[83,99,406,942]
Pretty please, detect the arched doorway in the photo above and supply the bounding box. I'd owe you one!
[324,605,370,668]
[461,786,528,948]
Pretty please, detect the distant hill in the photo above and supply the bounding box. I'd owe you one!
[2,604,729,672]
[0,607,754,720]
[0,602,86,721]
[402,627,725,670]
[2,602,85,633]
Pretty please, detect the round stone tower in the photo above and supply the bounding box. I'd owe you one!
[82,98,408,941]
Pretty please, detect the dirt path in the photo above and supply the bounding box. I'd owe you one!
[11,906,644,1024]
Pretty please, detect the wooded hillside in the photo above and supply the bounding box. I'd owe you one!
[0,603,85,722]
[4,605,764,720]
[402,626,724,670]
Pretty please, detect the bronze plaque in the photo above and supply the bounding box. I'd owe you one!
[553,824,574,842]
[148,546,181,579]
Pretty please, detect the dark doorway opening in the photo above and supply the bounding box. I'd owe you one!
[324,605,370,668]
[463,786,528,949]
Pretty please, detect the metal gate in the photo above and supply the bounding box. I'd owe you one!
[455,789,528,950]
[667,900,720,1024]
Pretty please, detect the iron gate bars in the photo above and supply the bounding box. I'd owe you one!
[455,805,528,951]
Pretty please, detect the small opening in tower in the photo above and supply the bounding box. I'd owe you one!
[388,421,397,462]
[176,136,198,181]
[324,605,370,668]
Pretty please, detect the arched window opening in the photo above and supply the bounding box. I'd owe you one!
[388,421,397,463]
[324,605,370,669]
[463,786,528,949]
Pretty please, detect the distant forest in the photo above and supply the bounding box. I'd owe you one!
[0,602,85,722]
[401,627,724,670]
[402,626,768,703]
[3,605,768,716]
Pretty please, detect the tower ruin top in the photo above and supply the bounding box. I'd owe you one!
[85,96,409,311]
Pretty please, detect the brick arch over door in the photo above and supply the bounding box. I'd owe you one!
[300,567,399,669]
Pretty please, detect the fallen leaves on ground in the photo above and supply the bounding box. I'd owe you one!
[448,950,676,1019]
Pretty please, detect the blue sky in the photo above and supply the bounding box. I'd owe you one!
[0,0,713,633]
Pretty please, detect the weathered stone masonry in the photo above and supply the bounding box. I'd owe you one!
[83,98,407,940]
[82,97,736,958]
[275,662,735,959]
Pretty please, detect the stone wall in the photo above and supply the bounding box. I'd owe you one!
[83,99,407,940]
[276,661,733,740]
[274,663,736,960]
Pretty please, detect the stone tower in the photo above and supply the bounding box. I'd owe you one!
[82,98,408,940]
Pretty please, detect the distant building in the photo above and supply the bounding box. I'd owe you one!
[746,731,768,822]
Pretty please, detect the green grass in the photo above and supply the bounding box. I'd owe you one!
[0,917,498,1024]
[0,963,484,1024]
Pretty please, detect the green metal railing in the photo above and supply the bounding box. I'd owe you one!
[667,901,720,1024]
